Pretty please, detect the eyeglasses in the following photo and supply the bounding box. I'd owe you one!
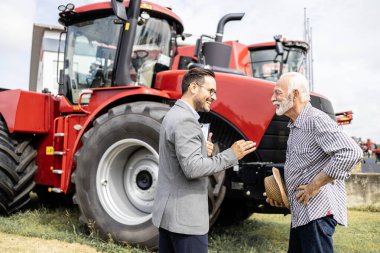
[195,82,217,96]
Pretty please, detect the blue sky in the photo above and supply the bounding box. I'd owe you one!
[0,0,379,143]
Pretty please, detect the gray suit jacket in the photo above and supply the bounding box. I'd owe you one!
[152,100,238,235]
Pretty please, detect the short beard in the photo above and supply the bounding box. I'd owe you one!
[275,97,293,116]
[193,96,204,112]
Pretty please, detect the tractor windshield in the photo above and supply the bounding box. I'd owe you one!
[249,47,306,82]
[64,15,172,104]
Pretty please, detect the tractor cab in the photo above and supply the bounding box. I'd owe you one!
[58,1,183,104]
[248,39,309,82]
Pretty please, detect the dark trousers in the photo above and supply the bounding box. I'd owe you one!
[158,227,208,253]
[288,215,337,253]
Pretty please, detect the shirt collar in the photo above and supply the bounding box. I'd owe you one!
[287,103,312,129]
[179,99,200,120]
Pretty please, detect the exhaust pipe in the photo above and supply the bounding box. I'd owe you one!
[215,13,245,42]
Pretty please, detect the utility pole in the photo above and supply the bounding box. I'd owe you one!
[303,8,314,91]
[303,8,308,83]
[309,26,314,91]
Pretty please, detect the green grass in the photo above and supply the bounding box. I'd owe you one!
[0,206,148,253]
[348,203,380,213]
[209,210,380,253]
[209,216,289,253]
[0,202,379,253]
[334,210,380,253]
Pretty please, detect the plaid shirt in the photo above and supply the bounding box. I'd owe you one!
[285,103,362,228]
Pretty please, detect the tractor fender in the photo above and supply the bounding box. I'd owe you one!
[63,86,173,192]
[0,89,54,134]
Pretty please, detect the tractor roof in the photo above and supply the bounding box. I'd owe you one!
[59,1,184,34]
[248,40,309,51]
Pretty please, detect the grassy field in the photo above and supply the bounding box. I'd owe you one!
[0,204,379,253]
[209,206,380,253]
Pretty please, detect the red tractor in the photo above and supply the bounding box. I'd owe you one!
[0,0,336,248]
[335,110,353,125]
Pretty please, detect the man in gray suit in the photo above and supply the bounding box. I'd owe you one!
[152,68,256,252]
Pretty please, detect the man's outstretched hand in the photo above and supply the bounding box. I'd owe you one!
[231,140,256,160]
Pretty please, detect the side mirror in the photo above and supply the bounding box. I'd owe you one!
[274,35,284,55]
[111,0,128,22]
[194,38,201,58]
[59,69,64,86]
[138,11,150,25]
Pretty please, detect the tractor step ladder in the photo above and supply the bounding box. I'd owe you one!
[50,114,87,193]
[50,116,67,193]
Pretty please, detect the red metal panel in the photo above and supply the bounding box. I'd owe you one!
[155,70,276,145]
[0,90,50,133]
[172,41,250,75]
[225,41,251,75]
[0,90,19,130]
[171,46,196,70]
[34,134,56,186]
[212,73,276,144]
[154,70,185,98]
[33,96,61,187]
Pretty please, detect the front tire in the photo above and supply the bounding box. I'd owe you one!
[73,101,229,248]
[73,102,169,249]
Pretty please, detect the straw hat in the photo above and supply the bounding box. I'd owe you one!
[264,167,289,209]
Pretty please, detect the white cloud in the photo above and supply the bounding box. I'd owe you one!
[0,0,36,89]
[0,0,35,49]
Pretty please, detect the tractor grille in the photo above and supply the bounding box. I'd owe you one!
[199,112,261,163]
[199,111,243,149]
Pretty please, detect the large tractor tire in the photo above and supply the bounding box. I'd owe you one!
[73,102,167,249]
[217,198,251,226]
[208,143,226,226]
[208,171,226,226]
[212,142,252,226]
[73,101,227,248]
[0,117,37,215]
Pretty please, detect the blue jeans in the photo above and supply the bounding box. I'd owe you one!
[288,215,337,253]
[159,227,208,253]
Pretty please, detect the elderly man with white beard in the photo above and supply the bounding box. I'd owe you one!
[267,72,362,253]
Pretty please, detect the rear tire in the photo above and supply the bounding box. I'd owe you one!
[208,143,226,226]
[0,117,37,215]
[217,198,251,225]
[212,142,252,226]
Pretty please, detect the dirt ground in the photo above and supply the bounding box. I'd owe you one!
[0,232,98,253]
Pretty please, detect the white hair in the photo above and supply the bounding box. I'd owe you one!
[280,72,310,102]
